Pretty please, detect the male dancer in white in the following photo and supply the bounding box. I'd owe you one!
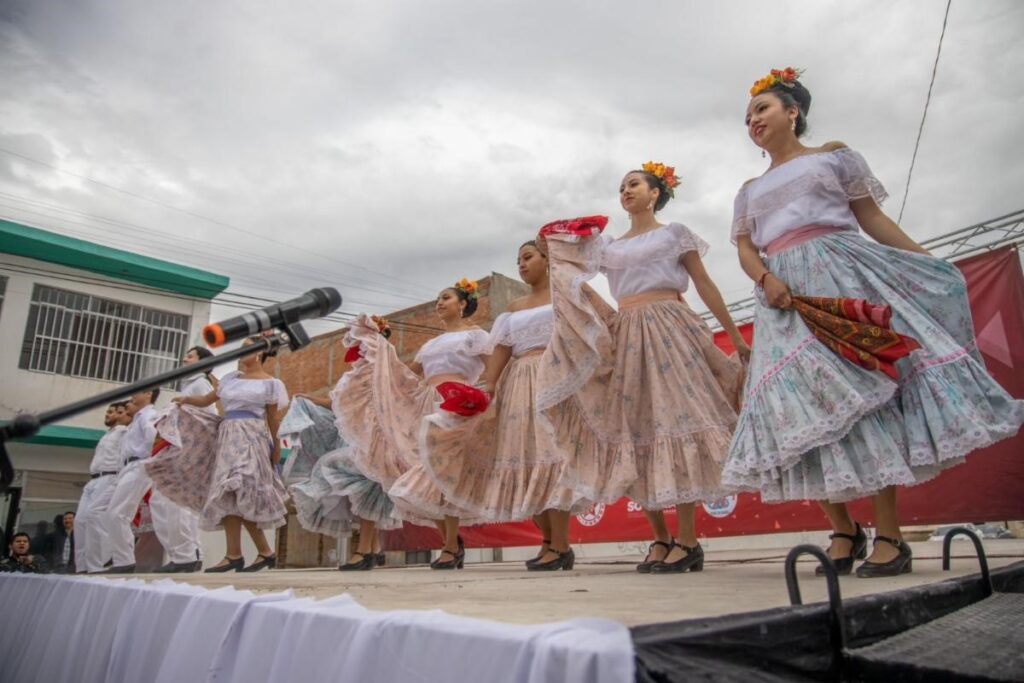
[152,347,217,573]
[75,402,128,573]
[101,389,162,573]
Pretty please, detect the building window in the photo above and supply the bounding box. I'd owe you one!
[19,284,191,386]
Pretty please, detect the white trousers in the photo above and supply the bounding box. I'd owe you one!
[75,474,117,573]
[149,490,202,564]
[103,461,152,568]
[103,461,204,567]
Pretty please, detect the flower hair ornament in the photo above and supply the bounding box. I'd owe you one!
[750,67,803,98]
[641,161,681,199]
[454,278,480,301]
[371,315,392,338]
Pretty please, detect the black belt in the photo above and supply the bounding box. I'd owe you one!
[125,457,143,464]
[90,471,118,479]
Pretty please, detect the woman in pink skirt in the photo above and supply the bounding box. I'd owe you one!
[537,168,749,575]
[419,241,589,571]
[147,337,289,573]
[334,283,490,570]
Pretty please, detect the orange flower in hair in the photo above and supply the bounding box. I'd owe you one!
[750,66,803,97]
[454,278,480,300]
[641,161,681,198]
[370,315,392,338]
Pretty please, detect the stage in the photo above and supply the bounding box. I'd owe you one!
[2,539,1021,683]
[121,539,1024,625]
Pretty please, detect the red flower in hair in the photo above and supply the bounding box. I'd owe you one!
[538,215,609,238]
[435,381,491,417]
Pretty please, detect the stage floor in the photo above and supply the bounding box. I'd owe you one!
[112,539,1024,626]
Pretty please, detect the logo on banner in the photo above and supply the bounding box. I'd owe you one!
[576,503,606,527]
[702,495,738,518]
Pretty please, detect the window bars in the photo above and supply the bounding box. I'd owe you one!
[19,284,191,388]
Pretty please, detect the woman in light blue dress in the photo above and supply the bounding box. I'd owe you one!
[725,68,1024,577]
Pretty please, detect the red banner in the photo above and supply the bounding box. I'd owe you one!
[385,247,1024,551]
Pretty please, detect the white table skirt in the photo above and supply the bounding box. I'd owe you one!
[0,574,634,683]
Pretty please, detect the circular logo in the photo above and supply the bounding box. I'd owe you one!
[576,503,606,527]
[702,495,738,519]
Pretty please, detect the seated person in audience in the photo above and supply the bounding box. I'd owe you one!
[0,532,50,573]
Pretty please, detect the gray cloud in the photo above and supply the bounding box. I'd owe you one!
[1,0,1022,335]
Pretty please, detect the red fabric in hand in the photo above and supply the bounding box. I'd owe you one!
[538,215,609,238]
[343,345,363,363]
[435,382,491,417]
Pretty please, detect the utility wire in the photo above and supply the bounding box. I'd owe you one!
[0,146,435,294]
[897,0,952,224]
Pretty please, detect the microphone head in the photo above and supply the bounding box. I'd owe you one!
[309,287,342,315]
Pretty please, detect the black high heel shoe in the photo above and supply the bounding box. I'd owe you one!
[651,543,704,574]
[527,547,575,572]
[204,556,244,573]
[240,554,276,572]
[525,539,551,568]
[431,549,463,570]
[637,540,675,574]
[855,536,913,578]
[339,552,375,571]
[375,553,386,567]
[817,522,868,576]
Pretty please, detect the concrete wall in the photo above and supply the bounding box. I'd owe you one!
[0,253,213,437]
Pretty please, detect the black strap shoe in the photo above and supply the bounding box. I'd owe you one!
[637,540,675,573]
[375,553,386,567]
[525,539,552,568]
[855,536,913,578]
[101,564,136,574]
[651,543,704,574]
[527,547,574,572]
[204,556,245,573]
[339,552,375,571]
[817,522,868,576]
[240,554,276,572]
[430,549,463,570]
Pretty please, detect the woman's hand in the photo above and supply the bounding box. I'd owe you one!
[762,273,793,309]
[732,338,752,364]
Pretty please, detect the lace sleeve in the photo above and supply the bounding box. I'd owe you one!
[831,147,888,204]
[671,223,710,258]
[463,329,492,356]
[730,184,754,245]
[269,379,290,411]
[488,313,513,349]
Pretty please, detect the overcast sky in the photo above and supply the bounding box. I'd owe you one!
[2,0,1022,338]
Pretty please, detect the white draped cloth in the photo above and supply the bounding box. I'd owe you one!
[0,573,634,683]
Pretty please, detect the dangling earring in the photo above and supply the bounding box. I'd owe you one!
[790,120,796,132]
[761,149,766,158]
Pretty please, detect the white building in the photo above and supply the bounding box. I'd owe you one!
[0,218,229,556]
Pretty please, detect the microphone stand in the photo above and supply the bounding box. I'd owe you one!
[0,326,306,492]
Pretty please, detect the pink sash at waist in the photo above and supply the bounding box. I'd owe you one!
[763,225,846,257]
[617,289,682,310]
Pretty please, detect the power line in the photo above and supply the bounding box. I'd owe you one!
[897,0,952,224]
[0,261,447,334]
[0,194,429,304]
[0,146,436,294]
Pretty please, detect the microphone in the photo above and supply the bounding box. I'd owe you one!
[203,287,342,347]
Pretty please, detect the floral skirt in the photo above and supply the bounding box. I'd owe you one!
[282,398,400,534]
[419,353,590,522]
[332,317,435,489]
[722,231,1024,502]
[148,406,288,530]
[537,236,743,509]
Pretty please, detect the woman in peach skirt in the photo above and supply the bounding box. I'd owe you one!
[418,241,589,571]
[334,284,489,570]
[537,165,749,575]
